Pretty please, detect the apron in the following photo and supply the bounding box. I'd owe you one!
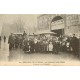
[48,43,53,51]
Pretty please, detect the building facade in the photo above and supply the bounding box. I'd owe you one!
[37,14,80,37]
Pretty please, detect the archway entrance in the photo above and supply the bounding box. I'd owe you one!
[50,16,64,36]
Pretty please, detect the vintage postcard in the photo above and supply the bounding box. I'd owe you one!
[0,14,80,66]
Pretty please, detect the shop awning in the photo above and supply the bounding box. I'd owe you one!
[35,30,56,35]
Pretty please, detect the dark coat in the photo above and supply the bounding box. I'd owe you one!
[70,36,79,53]
[8,35,14,44]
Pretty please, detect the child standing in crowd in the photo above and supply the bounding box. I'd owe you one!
[48,41,53,53]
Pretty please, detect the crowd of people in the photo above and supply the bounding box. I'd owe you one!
[8,31,80,57]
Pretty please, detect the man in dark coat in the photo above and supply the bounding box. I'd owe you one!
[0,36,1,41]
[70,34,79,57]
[4,36,6,43]
[0,36,1,48]
[8,33,14,50]
[78,36,80,58]
[53,39,60,54]
[15,35,19,49]
[23,31,27,40]
[29,39,34,53]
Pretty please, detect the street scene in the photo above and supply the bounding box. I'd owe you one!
[0,14,80,65]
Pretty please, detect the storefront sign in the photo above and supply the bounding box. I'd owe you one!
[51,19,64,30]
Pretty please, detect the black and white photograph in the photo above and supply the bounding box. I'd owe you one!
[0,14,80,65]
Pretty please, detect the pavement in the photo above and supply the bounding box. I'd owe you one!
[0,39,80,66]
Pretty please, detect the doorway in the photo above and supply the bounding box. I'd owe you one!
[50,16,64,37]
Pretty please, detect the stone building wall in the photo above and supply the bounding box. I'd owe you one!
[37,14,80,37]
